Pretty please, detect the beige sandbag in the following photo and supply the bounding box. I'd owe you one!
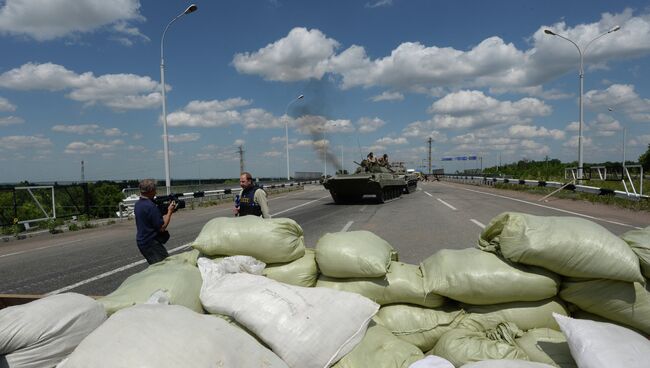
[317,261,445,308]
[559,279,650,335]
[620,226,650,279]
[516,328,577,368]
[460,298,569,331]
[431,322,528,367]
[316,231,396,278]
[374,304,465,352]
[421,248,559,305]
[192,216,305,263]
[332,322,423,368]
[263,248,319,287]
[99,256,203,315]
[478,212,643,283]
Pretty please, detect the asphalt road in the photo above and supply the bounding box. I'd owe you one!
[0,181,647,296]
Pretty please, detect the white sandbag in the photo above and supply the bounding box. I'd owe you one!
[409,355,454,368]
[316,231,396,278]
[553,313,650,368]
[198,258,379,368]
[0,293,106,368]
[421,248,559,305]
[58,304,287,368]
[460,361,555,368]
[264,248,319,287]
[192,216,305,263]
[479,212,643,282]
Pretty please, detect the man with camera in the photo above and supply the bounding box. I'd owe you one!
[134,179,176,264]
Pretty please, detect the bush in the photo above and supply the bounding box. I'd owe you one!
[68,223,80,231]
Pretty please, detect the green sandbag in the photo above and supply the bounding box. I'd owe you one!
[192,216,305,263]
[460,298,569,331]
[620,226,650,279]
[99,256,203,315]
[263,248,319,287]
[559,279,650,335]
[168,249,200,265]
[478,212,643,283]
[374,304,465,352]
[421,248,559,305]
[316,262,445,308]
[332,322,423,368]
[316,231,396,278]
[516,328,577,368]
[431,322,528,367]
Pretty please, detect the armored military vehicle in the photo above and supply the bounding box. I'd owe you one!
[322,159,414,203]
[388,162,418,194]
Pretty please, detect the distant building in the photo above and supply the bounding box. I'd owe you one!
[294,171,323,180]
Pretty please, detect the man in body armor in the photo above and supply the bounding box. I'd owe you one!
[234,172,270,218]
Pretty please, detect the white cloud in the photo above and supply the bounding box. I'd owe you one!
[52,124,101,134]
[365,0,393,8]
[0,96,16,111]
[357,117,385,133]
[563,135,593,149]
[270,136,285,144]
[233,139,245,146]
[427,90,552,129]
[0,135,52,150]
[401,121,449,142]
[104,128,126,137]
[584,84,650,122]
[0,0,146,43]
[295,115,354,134]
[565,121,582,132]
[589,113,623,137]
[166,98,250,128]
[376,137,408,145]
[0,62,160,110]
[233,27,339,82]
[64,139,124,154]
[0,116,24,126]
[508,124,566,140]
[168,133,201,143]
[370,91,404,102]
[628,135,650,147]
[263,151,282,157]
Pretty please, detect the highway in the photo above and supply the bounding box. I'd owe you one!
[0,181,647,297]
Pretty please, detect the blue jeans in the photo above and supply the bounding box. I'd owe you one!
[138,238,169,265]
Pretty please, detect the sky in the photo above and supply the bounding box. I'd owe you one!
[1,0,650,183]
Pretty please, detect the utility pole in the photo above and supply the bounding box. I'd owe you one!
[81,161,85,183]
[238,145,245,174]
[427,137,432,175]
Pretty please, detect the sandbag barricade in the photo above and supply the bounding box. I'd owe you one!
[620,226,650,279]
[515,328,576,368]
[316,230,397,278]
[263,248,319,287]
[459,298,569,332]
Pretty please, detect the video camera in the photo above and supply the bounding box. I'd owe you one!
[154,193,186,215]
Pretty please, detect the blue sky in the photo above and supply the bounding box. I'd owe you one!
[1,0,649,182]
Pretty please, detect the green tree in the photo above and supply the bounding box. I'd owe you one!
[639,144,650,171]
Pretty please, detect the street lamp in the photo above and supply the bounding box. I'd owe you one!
[284,94,304,181]
[160,4,197,195]
[544,25,620,181]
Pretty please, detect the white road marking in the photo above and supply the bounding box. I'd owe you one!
[360,205,367,212]
[442,183,642,229]
[341,221,354,232]
[424,191,433,197]
[437,198,457,211]
[417,187,422,191]
[45,243,192,296]
[271,195,330,216]
[470,219,486,229]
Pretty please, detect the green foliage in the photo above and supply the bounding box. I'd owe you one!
[44,218,63,234]
[639,144,650,171]
[68,223,80,231]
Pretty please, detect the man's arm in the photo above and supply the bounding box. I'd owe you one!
[254,190,271,219]
[160,201,175,231]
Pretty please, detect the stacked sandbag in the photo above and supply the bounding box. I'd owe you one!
[331,322,424,368]
[559,279,650,335]
[0,293,106,368]
[58,304,288,368]
[459,298,569,331]
[317,261,445,307]
[460,361,556,368]
[478,212,644,283]
[373,304,465,352]
[515,328,576,368]
[263,248,319,287]
[620,226,650,279]
[192,216,305,263]
[98,253,203,315]
[421,248,559,305]
[431,322,529,366]
[198,257,379,368]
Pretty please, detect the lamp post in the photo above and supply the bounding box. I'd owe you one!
[284,94,304,181]
[544,25,620,181]
[160,4,197,195]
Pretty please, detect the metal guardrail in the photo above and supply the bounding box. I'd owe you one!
[442,175,648,201]
[117,181,320,217]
